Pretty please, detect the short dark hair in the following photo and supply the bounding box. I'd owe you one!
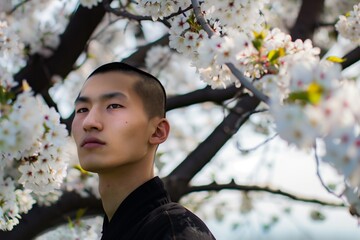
[87,62,166,118]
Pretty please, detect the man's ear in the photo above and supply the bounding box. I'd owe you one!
[149,118,170,145]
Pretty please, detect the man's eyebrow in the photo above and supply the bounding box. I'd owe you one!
[74,92,127,105]
[74,95,89,105]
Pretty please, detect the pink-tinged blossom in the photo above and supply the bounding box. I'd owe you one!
[335,3,360,44]
[201,0,267,32]
[270,103,319,149]
[137,0,190,21]
[1,87,69,229]
[0,175,20,231]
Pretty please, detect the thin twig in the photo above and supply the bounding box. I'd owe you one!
[102,0,154,20]
[164,5,193,20]
[9,0,30,14]
[90,17,123,42]
[316,21,337,27]
[102,0,172,27]
[236,133,278,153]
[226,63,270,103]
[314,142,343,198]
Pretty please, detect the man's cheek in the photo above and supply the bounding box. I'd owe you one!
[71,122,81,144]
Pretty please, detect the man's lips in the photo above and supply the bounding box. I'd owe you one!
[81,137,106,148]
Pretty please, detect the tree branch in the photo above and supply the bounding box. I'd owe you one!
[341,46,360,70]
[226,63,270,103]
[0,192,102,240]
[8,0,30,14]
[14,3,107,94]
[102,0,172,27]
[185,180,346,208]
[0,176,345,239]
[166,85,240,111]
[122,34,169,67]
[102,0,154,21]
[102,0,193,28]
[290,0,325,40]
[165,94,260,201]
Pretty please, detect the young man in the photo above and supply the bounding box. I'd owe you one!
[71,62,216,240]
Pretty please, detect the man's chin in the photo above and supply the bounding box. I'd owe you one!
[80,164,116,174]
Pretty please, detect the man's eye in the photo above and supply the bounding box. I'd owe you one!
[76,108,88,113]
[107,104,123,109]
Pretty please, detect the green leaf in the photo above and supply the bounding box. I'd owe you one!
[326,56,346,63]
[262,223,271,232]
[310,210,326,221]
[74,164,91,176]
[232,222,241,230]
[288,91,309,103]
[271,215,279,223]
[43,123,50,135]
[67,216,74,229]
[267,48,285,63]
[76,208,87,221]
[287,82,323,105]
[252,30,266,51]
[327,183,337,191]
[186,14,202,33]
[0,85,15,105]
[253,30,266,40]
[252,39,263,51]
[283,207,292,214]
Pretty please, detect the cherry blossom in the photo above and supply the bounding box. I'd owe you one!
[335,3,360,44]
[0,20,69,229]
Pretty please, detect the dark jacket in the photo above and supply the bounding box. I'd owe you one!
[101,177,216,240]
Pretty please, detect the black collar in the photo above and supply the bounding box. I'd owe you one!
[102,177,170,236]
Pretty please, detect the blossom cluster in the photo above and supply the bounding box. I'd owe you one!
[0,88,69,231]
[140,1,360,218]
[0,17,69,230]
[63,165,100,199]
[158,0,270,88]
[269,57,359,188]
[2,0,71,57]
[0,21,25,88]
[335,3,360,44]
[35,215,103,240]
[137,0,190,21]
[201,0,267,32]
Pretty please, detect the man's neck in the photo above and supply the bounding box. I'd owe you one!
[98,164,155,221]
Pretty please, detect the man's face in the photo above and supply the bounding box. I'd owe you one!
[71,71,156,173]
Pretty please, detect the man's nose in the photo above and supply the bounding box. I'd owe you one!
[83,108,103,131]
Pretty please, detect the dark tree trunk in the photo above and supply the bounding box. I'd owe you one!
[0,192,102,240]
[290,0,325,40]
[13,4,107,98]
